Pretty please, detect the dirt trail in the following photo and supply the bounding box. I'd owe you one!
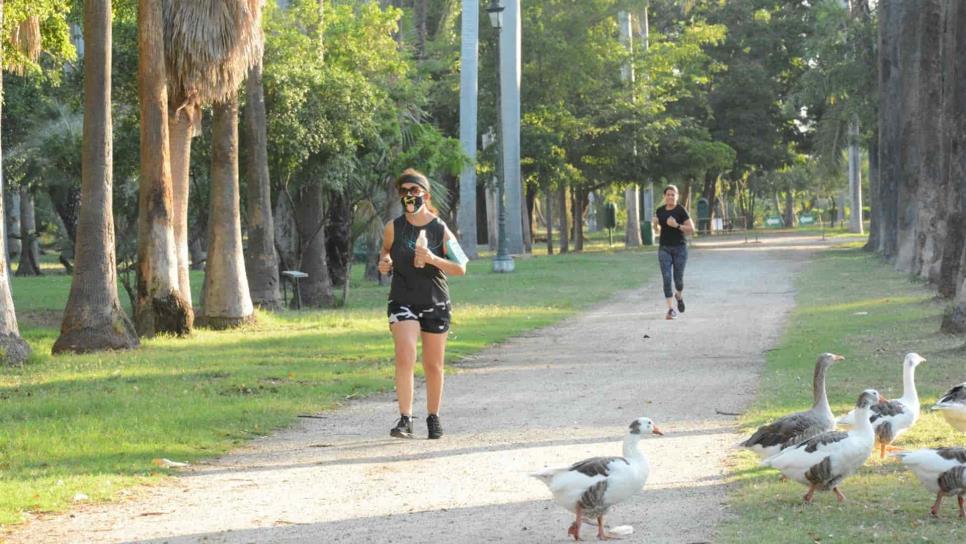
[10,234,835,544]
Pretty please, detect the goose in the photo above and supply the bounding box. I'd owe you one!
[892,447,966,518]
[763,389,884,503]
[932,383,966,433]
[740,353,844,459]
[837,353,926,457]
[531,417,663,541]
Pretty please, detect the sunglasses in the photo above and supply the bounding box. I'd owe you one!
[398,187,426,197]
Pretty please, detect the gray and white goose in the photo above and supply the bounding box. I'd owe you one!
[740,353,844,459]
[531,417,663,541]
[892,447,966,518]
[837,353,926,458]
[763,389,884,503]
[932,383,966,433]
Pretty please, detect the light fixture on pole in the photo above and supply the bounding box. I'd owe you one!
[487,0,513,273]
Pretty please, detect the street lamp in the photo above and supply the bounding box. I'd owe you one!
[487,0,514,273]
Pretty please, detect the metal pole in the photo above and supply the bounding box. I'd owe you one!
[492,17,513,273]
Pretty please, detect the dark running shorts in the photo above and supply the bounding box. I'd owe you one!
[387,300,452,333]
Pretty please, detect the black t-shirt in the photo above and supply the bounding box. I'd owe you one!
[388,215,450,306]
[655,205,690,247]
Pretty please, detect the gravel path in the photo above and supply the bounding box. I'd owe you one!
[10,234,831,544]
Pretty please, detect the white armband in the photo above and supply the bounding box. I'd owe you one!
[445,239,469,266]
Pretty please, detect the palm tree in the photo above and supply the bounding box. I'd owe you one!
[136,0,192,336]
[163,0,262,308]
[199,95,255,327]
[243,21,281,310]
[0,1,32,365]
[53,0,139,353]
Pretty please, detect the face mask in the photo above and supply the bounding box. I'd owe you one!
[402,195,424,212]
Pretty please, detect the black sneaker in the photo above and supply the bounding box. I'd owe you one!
[390,415,414,438]
[666,308,678,320]
[676,296,685,313]
[426,414,443,439]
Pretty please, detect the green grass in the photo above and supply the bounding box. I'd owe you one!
[719,248,966,543]
[0,244,655,526]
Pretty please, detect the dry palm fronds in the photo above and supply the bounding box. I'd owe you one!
[164,0,263,115]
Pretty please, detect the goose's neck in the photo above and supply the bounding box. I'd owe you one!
[853,406,875,436]
[813,363,830,412]
[901,364,919,405]
[623,435,644,460]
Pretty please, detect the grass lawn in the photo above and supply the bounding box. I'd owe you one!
[719,247,966,543]
[0,236,654,526]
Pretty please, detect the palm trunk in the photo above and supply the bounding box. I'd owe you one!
[135,0,192,337]
[894,2,923,273]
[199,96,254,329]
[295,184,335,307]
[0,0,31,366]
[865,134,881,251]
[878,0,902,258]
[911,0,944,280]
[243,59,281,310]
[15,190,41,276]
[54,0,138,353]
[169,108,194,306]
[573,188,584,251]
[7,190,19,259]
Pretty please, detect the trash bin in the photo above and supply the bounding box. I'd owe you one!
[697,198,710,233]
[602,203,617,229]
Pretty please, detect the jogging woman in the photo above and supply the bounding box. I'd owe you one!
[378,169,468,439]
[652,185,695,320]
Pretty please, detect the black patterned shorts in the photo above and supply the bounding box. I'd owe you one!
[387,300,452,333]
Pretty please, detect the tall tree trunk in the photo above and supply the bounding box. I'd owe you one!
[940,0,966,329]
[243,59,281,310]
[783,190,795,228]
[457,0,479,259]
[135,0,192,337]
[865,134,881,251]
[325,191,350,291]
[574,188,584,251]
[295,184,335,307]
[894,1,923,273]
[15,190,41,276]
[522,180,533,252]
[199,96,254,329]
[558,185,569,253]
[364,220,381,282]
[545,187,553,255]
[414,0,428,59]
[6,190,19,260]
[169,108,194,307]
[0,0,31,366]
[625,186,642,247]
[54,0,138,353]
[878,0,902,258]
[912,0,944,280]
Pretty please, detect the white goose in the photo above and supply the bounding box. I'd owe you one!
[932,383,966,433]
[532,417,663,541]
[892,447,966,518]
[763,389,883,503]
[837,352,926,457]
[740,353,844,459]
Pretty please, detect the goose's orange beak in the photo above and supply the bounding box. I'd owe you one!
[652,426,664,436]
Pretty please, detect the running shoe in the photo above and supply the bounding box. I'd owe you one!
[390,415,414,438]
[666,308,678,320]
[677,296,685,313]
[426,414,443,439]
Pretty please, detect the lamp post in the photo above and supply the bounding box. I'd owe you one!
[488,0,514,272]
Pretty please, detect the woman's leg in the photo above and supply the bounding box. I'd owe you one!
[672,245,688,297]
[421,331,447,415]
[658,247,675,309]
[391,320,421,416]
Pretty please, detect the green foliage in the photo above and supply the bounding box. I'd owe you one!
[721,248,966,543]
[1,0,74,76]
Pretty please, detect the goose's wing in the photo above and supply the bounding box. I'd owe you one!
[763,431,850,471]
[741,410,827,450]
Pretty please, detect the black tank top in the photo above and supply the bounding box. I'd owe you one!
[389,215,450,305]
